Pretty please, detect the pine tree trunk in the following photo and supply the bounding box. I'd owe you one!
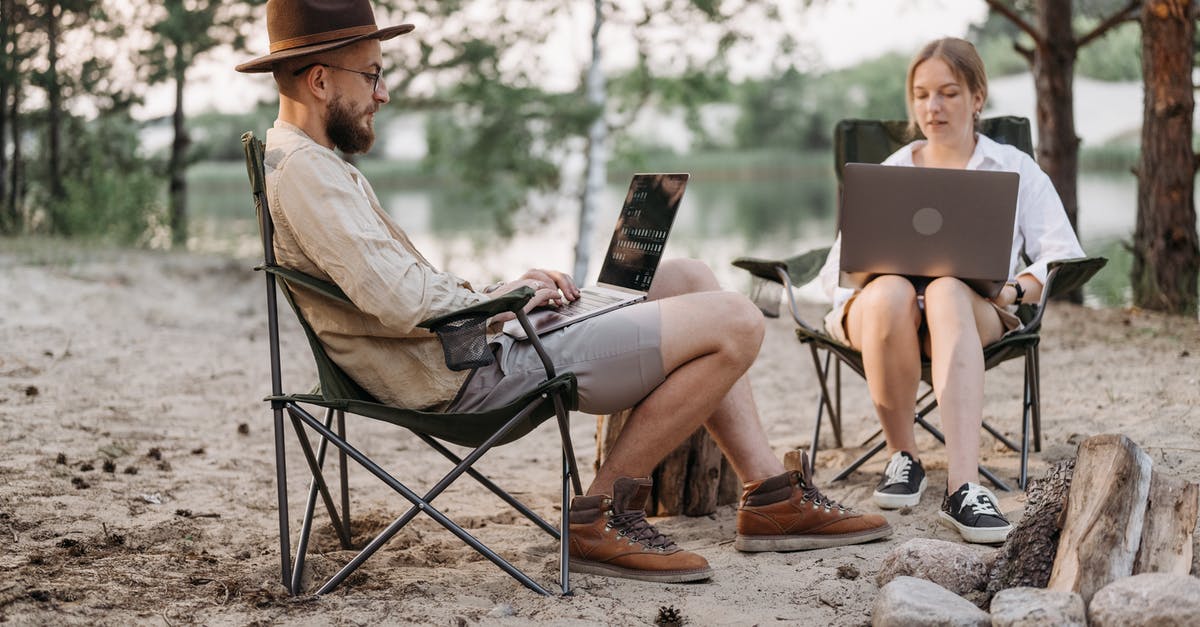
[1033,0,1082,303]
[8,74,22,224]
[1132,0,1199,315]
[169,58,189,248]
[45,0,64,206]
[574,0,606,283]
[596,409,740,516]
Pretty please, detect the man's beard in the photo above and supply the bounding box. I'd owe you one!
[325,94,376,154]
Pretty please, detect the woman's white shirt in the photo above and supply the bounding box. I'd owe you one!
[818,134,1085,309]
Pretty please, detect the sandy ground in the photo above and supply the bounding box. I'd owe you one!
[1,245,1198,626]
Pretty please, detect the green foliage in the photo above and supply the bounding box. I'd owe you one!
[733,54,908,151]
[187,101,278,162]
[30,109,162,243]
[1076,20,1141,81]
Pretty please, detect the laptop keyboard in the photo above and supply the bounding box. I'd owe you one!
[556,289,627,316]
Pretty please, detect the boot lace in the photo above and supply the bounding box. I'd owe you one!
[796,471,850,512]
[608,509,677,550]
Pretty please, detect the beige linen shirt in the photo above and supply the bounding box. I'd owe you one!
[265,120,487,410]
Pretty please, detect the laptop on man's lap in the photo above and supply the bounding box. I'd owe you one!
[838,163,1019,299]
[502,173,689,340]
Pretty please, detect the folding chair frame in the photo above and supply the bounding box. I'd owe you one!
[245,132,582,597]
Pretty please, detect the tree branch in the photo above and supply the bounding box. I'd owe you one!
[984,0,1043,46]
[1077,0,1141,49]
[1013,41,1035,65]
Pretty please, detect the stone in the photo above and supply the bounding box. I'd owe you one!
[989,587,1085,627]
[871,576,989,627]
[487,603,516,618]
[1088,573,1200,627]
[875,538,992,596]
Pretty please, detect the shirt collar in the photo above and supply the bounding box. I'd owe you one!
[966,134,1007,170]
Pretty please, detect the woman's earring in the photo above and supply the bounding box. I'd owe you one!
[973,110,980,122]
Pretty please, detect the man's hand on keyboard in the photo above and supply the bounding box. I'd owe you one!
[486,269,578,322]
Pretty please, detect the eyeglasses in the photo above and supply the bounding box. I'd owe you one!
[292,62,383,92]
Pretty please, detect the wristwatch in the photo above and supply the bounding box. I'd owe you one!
[1006,280,1025,305]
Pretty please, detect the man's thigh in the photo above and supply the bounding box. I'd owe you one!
[449,301,666,415]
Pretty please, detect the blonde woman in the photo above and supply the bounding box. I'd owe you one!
[817,38,1083,544]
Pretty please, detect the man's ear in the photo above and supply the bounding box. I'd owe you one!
[303,65,332,103]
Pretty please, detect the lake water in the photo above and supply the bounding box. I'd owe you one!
[190,161,1172,309]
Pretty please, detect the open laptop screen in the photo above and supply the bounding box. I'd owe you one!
[597,173,689,291]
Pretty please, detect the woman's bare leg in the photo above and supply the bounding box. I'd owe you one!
[922,277,1004,491]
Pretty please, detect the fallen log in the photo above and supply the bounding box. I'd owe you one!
[1047,434,1153,603]
[1133,471,1199,575]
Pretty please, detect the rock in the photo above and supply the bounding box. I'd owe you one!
[872,576,989,627]
[875,538,991,596]
[1088,573,1200,627]
[986,460,1074,602]
[989,587,1085,627]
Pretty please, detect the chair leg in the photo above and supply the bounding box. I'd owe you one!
[913,414,1012,492]
[550,392,576,596]
[290,408,340,594]
[289,402,554,596]
[337,410,350,543]
[272,405,293,593]
[287,407,350,545]
[832,439,887,482]
[1030,345,1043,453]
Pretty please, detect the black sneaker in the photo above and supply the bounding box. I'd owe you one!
[939,482,1013,544]
[872,451,927,509]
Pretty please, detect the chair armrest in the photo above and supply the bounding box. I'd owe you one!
[1023,256,1108,332]
[260,265,352,304]
[418,287,534,329]
[732,247,830,287]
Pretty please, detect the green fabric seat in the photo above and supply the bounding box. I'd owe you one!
[242,131,581,598]
[734,117,1106,490]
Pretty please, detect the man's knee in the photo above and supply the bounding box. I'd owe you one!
[652,258,720,297]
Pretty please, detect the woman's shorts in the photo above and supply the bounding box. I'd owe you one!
[823,284,1022,347]
[448,300,666,416]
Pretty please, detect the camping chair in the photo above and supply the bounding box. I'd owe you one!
[733,116,1106,491]
[241,132,583,596]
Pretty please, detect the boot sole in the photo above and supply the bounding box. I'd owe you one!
[733,523,894,552]
[873,478,927,509]
[569,560,713,583]
[938,511,1012,544]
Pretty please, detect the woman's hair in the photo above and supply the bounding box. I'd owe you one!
[905,37,988,135]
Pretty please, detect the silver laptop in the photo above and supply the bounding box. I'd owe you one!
[838,163,1019,298]
[503,173,689,340]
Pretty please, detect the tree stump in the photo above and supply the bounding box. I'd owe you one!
[1048,434,1153,603]
[596,409,740,516]
[1133,471,1199,575]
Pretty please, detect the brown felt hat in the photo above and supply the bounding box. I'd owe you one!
[235,0,413,73]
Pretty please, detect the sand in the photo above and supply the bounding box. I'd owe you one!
[1,245,1198,625]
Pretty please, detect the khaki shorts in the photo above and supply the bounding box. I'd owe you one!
[448,301,666,416]
[823,288,1022,346]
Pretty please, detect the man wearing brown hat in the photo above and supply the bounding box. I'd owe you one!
[238,0,892,585]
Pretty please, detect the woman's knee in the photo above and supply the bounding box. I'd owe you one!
[857,275,920,321]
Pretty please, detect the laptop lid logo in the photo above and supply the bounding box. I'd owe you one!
[912,207,943,236]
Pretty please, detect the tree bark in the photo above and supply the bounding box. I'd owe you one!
[8,70,22,225]
[596,409,740,516]
[0,0,10,234]
[574,0,607,283]
[1132,0,1199,316]
[1032,0,1080,235]
[1048,434,1153,604]
[1133,471,1199,575]
[45,0,65,206]
[169,52,189,248]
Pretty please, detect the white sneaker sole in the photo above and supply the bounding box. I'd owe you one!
[938,510,1013,544]
[873,477,927,509]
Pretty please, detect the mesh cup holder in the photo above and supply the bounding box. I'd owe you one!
[749,276,782,318]
[433,315,495,371]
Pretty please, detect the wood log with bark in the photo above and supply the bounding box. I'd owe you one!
[1133,471,1199,575]
[596,409,740,516]
[1047,434,1153,603]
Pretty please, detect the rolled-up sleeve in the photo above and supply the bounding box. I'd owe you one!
[273,147,486,333]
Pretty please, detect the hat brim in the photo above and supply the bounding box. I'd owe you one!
[235,23,414,73]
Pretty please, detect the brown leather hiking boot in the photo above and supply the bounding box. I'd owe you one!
[568,477,712,583]
[735,452,893,552]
